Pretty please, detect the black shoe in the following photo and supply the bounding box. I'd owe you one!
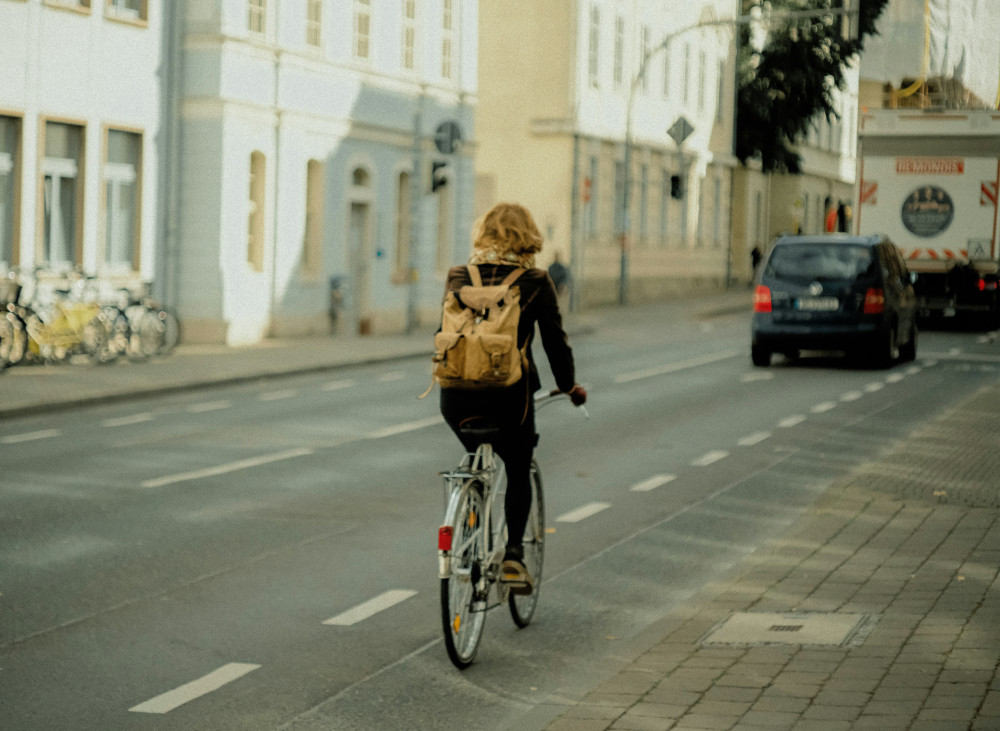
[501,547,534,595]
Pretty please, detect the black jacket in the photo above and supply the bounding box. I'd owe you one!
[443,264,575,394]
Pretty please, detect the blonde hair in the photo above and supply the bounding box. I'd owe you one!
[469,202,543,267]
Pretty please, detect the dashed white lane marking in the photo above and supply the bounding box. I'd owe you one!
[886,373,904,384]
[322,379,356,391]
[101,413,155,428]
[840,391,863,402]
[378,372,406,382]
[1,429,61,444]
[810,401,837,414]
[365,416,444,440]
[323,590,418,626]
[186,400,231,413]
[141,447,313,489]
[864,382,884,393]
[613,350,740,384]
[259,389,297,401]
[630,474,676,492]
[691,450,729,467]
[741,372,774,383]
[777,415,806,428]
[738,431,771,447]
[128,662,261,714]
[905,366,921,375]
[557,502,612,523]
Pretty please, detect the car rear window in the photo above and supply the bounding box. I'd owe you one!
[765,244,875,282]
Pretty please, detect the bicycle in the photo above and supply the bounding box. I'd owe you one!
[437,390,586,669]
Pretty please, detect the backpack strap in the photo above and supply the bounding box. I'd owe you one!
[466,264,525,289]
[467,264,483,287]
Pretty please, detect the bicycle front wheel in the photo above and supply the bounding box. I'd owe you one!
[509,461,545,627]
[441,483,487,669]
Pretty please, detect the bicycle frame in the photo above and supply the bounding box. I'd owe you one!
[437,443,508,586]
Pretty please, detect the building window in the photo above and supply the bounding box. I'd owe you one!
[46,0,91,12]
[698,50,707,114]
[441,0,453,79]
[395,171,411,280]
[683,43,691,106]
[659,167,669,244]
[639,26,649,93]
[354,0,370,60]
[106,0,146,22]
[613,16,624,89]
[0,116,21,269]
[248,0,266,34]
[402,0,416,70]
[248,151,265,272]
[716,60,725,123]
[41,121,84,269]
[306,0,323,47]
[302,159,324,277]
[588,5,599,88]
[103,129,141,272]
[662,52,670,99]
[639,164,648,243]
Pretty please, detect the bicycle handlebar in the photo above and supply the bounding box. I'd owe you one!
[534,388,589,418]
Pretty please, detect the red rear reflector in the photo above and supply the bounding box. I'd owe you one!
[438,526,453,551]
[863,288,885,314]
[753,285,772,313]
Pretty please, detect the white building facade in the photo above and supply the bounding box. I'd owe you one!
[173,0,478,343]
[0,0,161,284]
[2,0,479,345]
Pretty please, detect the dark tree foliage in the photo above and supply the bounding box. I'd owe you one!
[736,0,890,173]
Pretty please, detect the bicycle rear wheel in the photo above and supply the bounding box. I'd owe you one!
[509,461,545,627]
[441,483,487,668]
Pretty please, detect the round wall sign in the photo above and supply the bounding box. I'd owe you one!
[900,186,954,237]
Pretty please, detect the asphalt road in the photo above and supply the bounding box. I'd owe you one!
[2,308,998,730]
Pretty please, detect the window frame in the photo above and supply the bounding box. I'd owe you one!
[38,117,86,270]
[105,0,147,25]
[0,113,23,270]
[101,125,143,273]
[353,0,371,61]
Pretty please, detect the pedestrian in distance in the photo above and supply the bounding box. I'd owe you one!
[438,202,586,590]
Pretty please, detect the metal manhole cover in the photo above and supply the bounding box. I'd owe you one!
[700,612,876,647]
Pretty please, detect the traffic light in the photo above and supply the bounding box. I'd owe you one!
[431,160,448,192]
[670,174,683,199]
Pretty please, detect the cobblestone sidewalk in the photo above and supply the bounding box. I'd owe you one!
[545,384,1000,731]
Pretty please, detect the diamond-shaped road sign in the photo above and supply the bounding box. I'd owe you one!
[668,116,694,146]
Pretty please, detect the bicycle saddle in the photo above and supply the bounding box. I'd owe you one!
[457,416,504,440]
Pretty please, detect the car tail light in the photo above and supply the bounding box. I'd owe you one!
[753,285,772,313]
[438,526,453,551]
[977,278,998,292]
[863,288,885,314]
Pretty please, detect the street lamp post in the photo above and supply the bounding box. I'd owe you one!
[616,1,860,306]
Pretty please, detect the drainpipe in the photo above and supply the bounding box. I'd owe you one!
[269,42,282,338]
[569,133,580,313]
[159,0,183,310]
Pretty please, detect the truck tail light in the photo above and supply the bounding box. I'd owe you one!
[753,285,772,313]
[977,278,998,292]
[863,288,885,314]
[438,526,453,551]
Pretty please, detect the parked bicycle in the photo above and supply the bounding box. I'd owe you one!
[437,390,586,669]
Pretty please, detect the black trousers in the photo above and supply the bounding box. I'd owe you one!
[440,383,537,551]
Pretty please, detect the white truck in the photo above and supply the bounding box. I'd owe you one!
[855,109,1000,323]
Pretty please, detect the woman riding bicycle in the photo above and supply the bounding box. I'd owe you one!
[439,202,586,591]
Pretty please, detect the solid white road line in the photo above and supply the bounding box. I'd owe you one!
[323,589,418,626]
[140,447,314,489]
[630,474,676,492]
[613,350,741,384]
[691,450,729,467]
[186,400,231,413]
[556,502,612,523]
[777,415,806,428]
[365,416,444,440]
[738,431,771,447]
[101,413,155,428]
[259,389,297,401]
[1,429,61,444]
[810,401,837,414]
[128,663,261,714]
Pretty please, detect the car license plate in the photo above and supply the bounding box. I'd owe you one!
[796,296,839,311]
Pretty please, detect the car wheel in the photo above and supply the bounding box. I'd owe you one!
[876,327,899,368]
[751,345,771,367]
[899,322,917,362]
